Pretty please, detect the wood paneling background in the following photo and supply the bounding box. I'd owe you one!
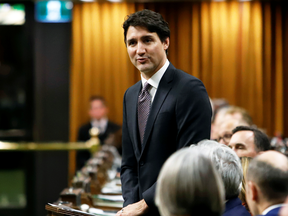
[70,1,288,139]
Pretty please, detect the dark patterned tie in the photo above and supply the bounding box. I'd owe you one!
[138,82,151,145]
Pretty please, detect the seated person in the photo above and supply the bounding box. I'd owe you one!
[191,140,250,216]
[229,126,270,158]
[77,96,121,170]
[211,105,253,140]
[246,151,288,216]
[155,147,225,216]
[216,119,249,145]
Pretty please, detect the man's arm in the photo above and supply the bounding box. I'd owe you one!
[175,78,212,147]
[121,91,139,206]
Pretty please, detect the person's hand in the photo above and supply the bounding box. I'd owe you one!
[279,196,288,216]
[116,199,149,216]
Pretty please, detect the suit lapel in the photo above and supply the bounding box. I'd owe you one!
[141,64,175,155]
[129,81,142,158]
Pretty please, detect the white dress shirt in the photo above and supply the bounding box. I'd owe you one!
[91,117,108,134]
[140,60,170,103]
[261,204,286,215]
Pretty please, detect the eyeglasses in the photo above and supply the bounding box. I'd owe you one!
[217,133,232,143]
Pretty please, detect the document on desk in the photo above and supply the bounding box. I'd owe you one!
[46,203,95,216]
[95,195,124,202]
[101,179,122,194]
[89,207,117,216]
[93,195,123,208]
[47,203,117,216]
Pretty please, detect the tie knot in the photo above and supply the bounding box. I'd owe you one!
[142,82,151,92]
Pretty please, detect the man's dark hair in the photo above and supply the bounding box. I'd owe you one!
[89,95,106,106]
[247,159,288,201]
[232,126,270,152]
[122,9,170,46]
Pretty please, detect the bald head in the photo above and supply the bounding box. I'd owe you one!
[247,151,288,202]
[257,151,288,171]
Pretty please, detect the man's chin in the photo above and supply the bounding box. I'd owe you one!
[138,67,152,74]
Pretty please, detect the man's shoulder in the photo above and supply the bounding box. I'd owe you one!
[168,67,206,95]
[260,206,282,216]
[172,66,202,83]
[224,197,250,216]
[79,122,91,130]
[125,80,141,96]
[107,121,121,131]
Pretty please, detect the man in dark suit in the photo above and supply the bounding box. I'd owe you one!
[77,96,121,170]
[118,10,212,216]
[246,151,288,216]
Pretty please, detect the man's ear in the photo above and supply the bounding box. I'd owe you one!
[163,37,170,50]
[248,181,258,201]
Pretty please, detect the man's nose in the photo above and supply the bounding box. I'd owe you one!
[136,43,146,55]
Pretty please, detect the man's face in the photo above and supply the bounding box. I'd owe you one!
[89,100,107,120]
[228,131,258,158]
[126,26,169,79]
[216,121,235,145]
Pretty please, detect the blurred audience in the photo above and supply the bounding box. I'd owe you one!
[217,119,249,145]
[155,147,225,216]
[77,96,121,170]
[246,151,288,216]
[239,157,253,212]
[229,126,270,158]
[211,105,253,140]
[190,140,250,216]
[78,96,121,143]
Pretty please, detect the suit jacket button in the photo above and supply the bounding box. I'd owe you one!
[140,161,144,166]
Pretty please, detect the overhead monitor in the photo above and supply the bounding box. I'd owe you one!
[35,1,73,23]
[0,4,25,25]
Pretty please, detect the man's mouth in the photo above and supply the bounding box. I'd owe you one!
[137,57,149,63]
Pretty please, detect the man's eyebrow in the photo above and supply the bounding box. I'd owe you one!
[141,35,153,39]
[127,38,136,44]
[235,143,246,147]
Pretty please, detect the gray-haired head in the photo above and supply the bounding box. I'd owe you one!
[155,147,225,216]
[190,140,243,200]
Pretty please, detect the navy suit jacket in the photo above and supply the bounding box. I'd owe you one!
[121,63,212,215]
[223,197,251,216]
[258,206,281,216]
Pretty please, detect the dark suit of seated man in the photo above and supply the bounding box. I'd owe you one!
[190,140,250,216]
[77,96,121,170]
[246,151,288,216]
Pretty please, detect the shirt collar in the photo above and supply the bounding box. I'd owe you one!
[141,60,170,89]
[262,204,285,215]
[91,117,108,127]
